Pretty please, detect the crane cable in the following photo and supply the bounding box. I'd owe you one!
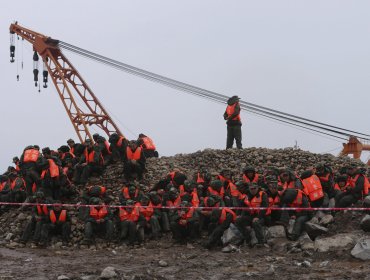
[58,41,370,141]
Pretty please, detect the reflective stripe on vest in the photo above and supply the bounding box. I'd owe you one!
[50,210,67,224]
[226,103,241,121]
[219,208,236,224]
[126,147,142,160]
[302,175,324,202]
[23,149,40,163]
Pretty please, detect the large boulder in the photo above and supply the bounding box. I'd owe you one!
[363,196,370,207]
[360,215,370,232]
[314,234,357,252]
[100,267,117,279]
[267,226,286,239]
[305,222,328,240]
[351,239,370,260]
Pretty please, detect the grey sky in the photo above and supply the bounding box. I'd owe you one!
[1,1,370,170]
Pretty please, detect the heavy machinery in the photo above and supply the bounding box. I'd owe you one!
[8,22,370,165]
[9,22,123,143]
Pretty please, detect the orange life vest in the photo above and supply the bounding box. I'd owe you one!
[32,183,37,193]
[61,151,75,160]
[166,196,182,207]
[242,174,259,183]
[116,136,125,147]
[207,186,225,198]
[122,187,139,199]
[348,174,369,196]
[10,178,25,191]
[41,159,60,179]
[103,140,112,154]
[140,202,154,221]
[37,205,49,215]
[283,181,296,190]
[141,137,156,150]
[217,175,226,182]
[126,147,142,160]
[179,186,200,207]
[0,182,6,192]
[178,207,195,225]
[219,208,237,224]
[15,163,20,172]
[226,103,241,121]
[23,149,40,163]
[302,175,324,202]
[196,173,205,184]
[90,206,108,220]
[267,193,280,215]
[226,182,241,197]
[244,191,266,215]
[88,186,106,196]
[289,190,305,212]
[119,206,140,222]
[85,149,104,164]
[49,210,67,224]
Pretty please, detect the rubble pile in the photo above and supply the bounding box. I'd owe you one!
[0,147,367,249]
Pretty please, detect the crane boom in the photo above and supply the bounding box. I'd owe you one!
[9,23,123,143]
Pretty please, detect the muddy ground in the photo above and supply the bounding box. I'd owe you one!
[0,238,369,280]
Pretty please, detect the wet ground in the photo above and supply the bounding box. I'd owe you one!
[1,239,369,280]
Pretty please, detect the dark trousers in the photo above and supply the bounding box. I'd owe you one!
[336,192,359,208]
[73,164,103,185]
[170,221,200,241]
[23,169,41,197]
[40,222,71,243]
[42,177,61,201]
[235,216,266,244]
[120,220,139,244]
[124,162,144,181]
[206,220,231,247]
[84,220,114,242]
[20,218,44,243]
[226,125,242,149]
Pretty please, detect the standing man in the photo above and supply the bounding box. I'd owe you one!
[223,95,242,149]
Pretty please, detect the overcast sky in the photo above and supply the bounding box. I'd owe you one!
[1,1,369,171]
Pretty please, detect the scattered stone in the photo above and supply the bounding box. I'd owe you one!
[5,233,13,241]
[58,276,70,280]
[319,214,334,226]
[267,225,286,239]
[298,232,314,251]
[315,234,356,252]
[100,266,117,279]
[363,196,370,207]
[80,276,97,280]
[305,222,328,240]
[265,265,275,275]
[221,244,238,253]
[302,260,312,268]
[17,213,26,221]
[158,260,168,267]
[319,261,329,268]
[360,215,370,232]
[351,239,370,260]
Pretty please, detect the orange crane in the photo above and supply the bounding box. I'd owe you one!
[9,22,123,143]
[339,136,370,166]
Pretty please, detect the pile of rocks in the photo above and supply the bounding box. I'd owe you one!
[0,147,367,249]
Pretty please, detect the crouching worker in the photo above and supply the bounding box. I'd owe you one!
[20,191,50,246]
[39,202,71,247]
[170,201,200,243]
[139,195,162,240]
[203,201,236,249]
[279,189,311,241]
[235,183,268,246]
[81,197,113,245]
[118,199,143,245]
